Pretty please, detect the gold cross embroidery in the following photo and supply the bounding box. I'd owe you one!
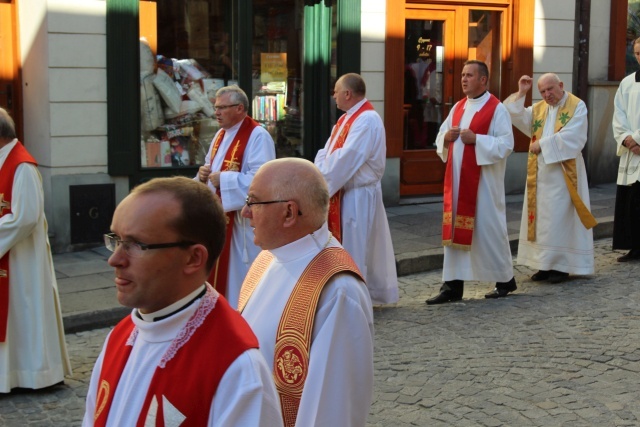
[0,194,10,216]
[223,140,242,172]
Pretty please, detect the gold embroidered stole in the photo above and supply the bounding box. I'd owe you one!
[238,247,363,427]
[206,117,258,296]
[527,93,597,241]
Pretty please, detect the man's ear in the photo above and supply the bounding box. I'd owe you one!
[282,201,301,228]
[184,244,208,275]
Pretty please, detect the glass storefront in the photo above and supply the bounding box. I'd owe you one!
[138,0,307,170]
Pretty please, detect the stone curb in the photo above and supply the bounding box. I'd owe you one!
[62,217,615,334]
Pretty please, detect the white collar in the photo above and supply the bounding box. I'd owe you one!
[137,284,206,322]
[269,222,334,263]
[346,98,369,115]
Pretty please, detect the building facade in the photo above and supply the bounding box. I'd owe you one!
[0,0,625,252]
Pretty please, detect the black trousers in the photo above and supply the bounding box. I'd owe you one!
[613,182,640,250]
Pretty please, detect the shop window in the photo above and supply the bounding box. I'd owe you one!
[139,0,236,170]
[251,0,304,158]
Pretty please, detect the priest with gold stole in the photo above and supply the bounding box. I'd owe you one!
[504,73,595,283]
[239,158,374,427]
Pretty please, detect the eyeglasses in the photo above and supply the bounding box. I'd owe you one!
[214,104,240,111]
[104,233,196,258]
[245,196,302,215]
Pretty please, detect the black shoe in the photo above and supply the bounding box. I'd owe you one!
[485,277,517,299]
[617,249,640,262]
[531,270,550,281]
[426,290,462,305]
[548,270,569,284]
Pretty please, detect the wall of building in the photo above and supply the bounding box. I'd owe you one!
[19,0,128,253]
[361,0,399,206]
[586,1,619,185]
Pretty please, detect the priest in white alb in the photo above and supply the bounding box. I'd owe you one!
[83,177,282,426]
[196,85,275,308]
[426,60,517,305]
[239,158,374,427]
[314,72,398,305]
[0,107,71,393]
[504,73,595,283]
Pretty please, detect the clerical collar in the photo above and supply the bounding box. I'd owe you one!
[472,91,487,99]
[137,284,207,322]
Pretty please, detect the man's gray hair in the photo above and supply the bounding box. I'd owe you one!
[0,108,17,140]
[216,85,249,111]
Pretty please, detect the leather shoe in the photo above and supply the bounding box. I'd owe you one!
[485,278,517,299]
[548,270,569,283]
[531,270,550,281]
[426,290,462,305]
[617,249,640,262]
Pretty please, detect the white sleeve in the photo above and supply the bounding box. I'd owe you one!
[82,335,110,426]
[219,127,276,212]
[503,93,533,137]
[0,163,43,259]
[295,275,374,427]
[435,104,456,162]
[211,349,284,427]
[314,113,379,197]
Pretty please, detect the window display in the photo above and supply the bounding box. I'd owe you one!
[139,0,305,170]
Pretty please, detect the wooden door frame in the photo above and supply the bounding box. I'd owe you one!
[0,0,23,140]
[385,0,534,194]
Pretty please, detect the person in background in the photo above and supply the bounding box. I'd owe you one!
[0,107,71,393]
[426,60,517,305]
[196,85,275,308]
[504,73,595,281]
[314,73,399,305]
[612,37,640,262]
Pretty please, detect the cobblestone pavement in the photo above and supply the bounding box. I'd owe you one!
[1,239,639,426]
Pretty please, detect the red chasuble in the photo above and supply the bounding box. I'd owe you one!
[442,94,499,250]
[0,141,37,342]
[93,287,258,426]
[207,116,259,297]
[326,101,375,242]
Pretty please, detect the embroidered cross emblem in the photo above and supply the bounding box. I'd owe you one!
[528,211,535,224]
[532,119,543,133]
[223,140,241,172]
[558,112,571,125]
[0,194,10,216]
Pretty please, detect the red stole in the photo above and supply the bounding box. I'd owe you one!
[442,94,499,250]
[93,287,258,426]
[326,101,375,242]
[207,116,259,297]
[0,141,37,342]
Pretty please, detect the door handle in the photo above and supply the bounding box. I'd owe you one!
[444,96,453,107]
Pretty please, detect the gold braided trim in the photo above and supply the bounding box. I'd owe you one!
[454,215,475,230]
[443,212,452,225]
[274,247,362,427]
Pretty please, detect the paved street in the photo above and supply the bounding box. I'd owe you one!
[1,238,639,426]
